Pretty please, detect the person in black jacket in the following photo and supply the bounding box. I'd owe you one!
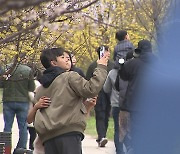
[120,39,154,112]
[119,40,155,154]
[126,3,180,154]
[86,45,114,147]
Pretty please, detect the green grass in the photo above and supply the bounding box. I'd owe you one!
[85,116,114,140]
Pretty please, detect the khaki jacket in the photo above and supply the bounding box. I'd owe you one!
[34,64,107,143]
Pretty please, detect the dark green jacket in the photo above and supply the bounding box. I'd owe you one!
[0,64,35,102]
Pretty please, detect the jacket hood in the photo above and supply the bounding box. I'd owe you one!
[136,40,152,53]
[39,66,64,88]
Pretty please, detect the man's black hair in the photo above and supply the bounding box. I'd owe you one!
[40,47,65,69]
[115,30,127,41]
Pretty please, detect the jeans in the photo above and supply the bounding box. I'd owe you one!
[112,107,124,154]
[3,101,29,149]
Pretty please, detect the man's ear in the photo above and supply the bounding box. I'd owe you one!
[51,60,57,66]
[125,34,130,40]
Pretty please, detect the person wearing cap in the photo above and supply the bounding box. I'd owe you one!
[119,39,155,154]
[120,39,154,112]
[113,30,134,64]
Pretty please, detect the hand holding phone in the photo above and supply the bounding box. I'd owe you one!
[99,46,105,59]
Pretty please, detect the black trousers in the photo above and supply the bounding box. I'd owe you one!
[44,134,82,154]
[95,89,111,142]
[95,109,110,142]
[27,127,37,150]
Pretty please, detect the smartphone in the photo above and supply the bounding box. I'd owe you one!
[99,46,105,59]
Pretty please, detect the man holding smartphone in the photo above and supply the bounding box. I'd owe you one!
[86,45,114,147]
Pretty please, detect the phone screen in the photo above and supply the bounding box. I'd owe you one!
[99,46,105,59]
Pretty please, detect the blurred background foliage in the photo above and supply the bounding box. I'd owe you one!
[0,0,172,74]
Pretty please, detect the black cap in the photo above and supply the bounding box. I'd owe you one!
[137,40,152,51]
[133,40,152,57]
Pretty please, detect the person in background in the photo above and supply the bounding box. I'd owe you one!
[103,62,126,153]
[70,52,85,78]
[86,45,114,147]
[119,40,155,154]
[28,79,41,151]
[103,51,134,154]
[130,3,180,153]
[113,30,134,65]
[0,53,35,153]
[120,40,154,112]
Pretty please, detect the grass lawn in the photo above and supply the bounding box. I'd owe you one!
[85,115,114,140]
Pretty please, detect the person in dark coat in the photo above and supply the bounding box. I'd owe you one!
[120,39,154,112]
[129,2,180,154]
[119,40,155,154]
[86,45,114,147]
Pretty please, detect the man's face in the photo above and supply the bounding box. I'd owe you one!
[51,52,71,71]
[125,34,130,40]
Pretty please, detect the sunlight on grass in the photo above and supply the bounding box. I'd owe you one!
[85,116,114,140]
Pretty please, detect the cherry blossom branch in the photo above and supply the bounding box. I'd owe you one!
[0,0,99,45]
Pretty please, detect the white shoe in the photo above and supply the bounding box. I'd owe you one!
[99,138,108,147]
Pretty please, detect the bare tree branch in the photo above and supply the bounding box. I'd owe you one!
[0,22,39,44]
[83,14,119,29]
